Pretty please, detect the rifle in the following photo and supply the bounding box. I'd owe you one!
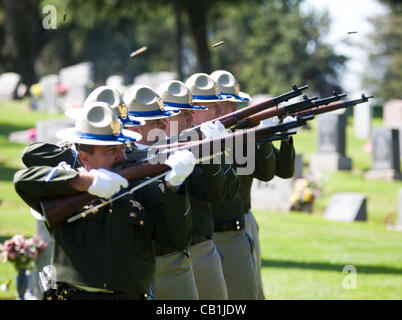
[291,93,374,118]
[168,84,309,143]
[233,92,346,130]
[40,116,311,227]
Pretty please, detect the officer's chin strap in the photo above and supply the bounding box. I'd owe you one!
[66,150,226,224]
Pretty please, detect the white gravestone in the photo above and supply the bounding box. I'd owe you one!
[59,62,93,109]
[354,103,372,140]
[38,74,60,113]
[133,72,177,90]
[324,193,367,222]
[0,72,21,101]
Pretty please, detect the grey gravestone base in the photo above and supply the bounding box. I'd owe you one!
[324,193,367,222]
[309,152,352,172]
[250,153,303,212]
[364,169,402,181]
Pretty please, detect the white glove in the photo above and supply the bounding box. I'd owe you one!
[164,150,196,186]
[259,116,279,128]
[200,120,228,139]
[88,168,129,198]
[282,116,300,134]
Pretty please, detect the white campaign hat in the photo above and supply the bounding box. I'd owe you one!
[123,84,180,120]
[65,86,145,128]
[185,73,223,103]
[57,101,142,145]
[157,80,207,111]
[210,70,251,103]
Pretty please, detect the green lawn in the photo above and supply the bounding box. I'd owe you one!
[0,100,401,299]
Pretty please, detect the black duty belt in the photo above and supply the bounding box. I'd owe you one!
[48,283,150,300]
[214,217,245,232]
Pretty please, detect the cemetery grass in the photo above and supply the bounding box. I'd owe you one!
[256,210,402,299]
[0,99,63,299]
[0,100,401,299]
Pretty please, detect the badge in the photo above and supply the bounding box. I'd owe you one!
[110,119,122,136]
[118,104,128,119]
[130,200,144,211]
[158,182,165,193]
[156,97,164,111]
[214,85,219,96]
[234,83,240,96]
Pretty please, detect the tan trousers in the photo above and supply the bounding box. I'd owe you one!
[189,239,228,300]
[213,230,259,300]
[153,251,199,300]
[244,210,265,300]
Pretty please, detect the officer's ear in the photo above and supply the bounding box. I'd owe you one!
[78,150,91,168]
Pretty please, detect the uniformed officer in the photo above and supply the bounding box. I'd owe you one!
[189,70,275,300]
[14,101,196,300]
[159,79,235,300]
[210,70,296,300]
[123,84,201,299]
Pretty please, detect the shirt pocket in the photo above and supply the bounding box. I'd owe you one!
[64,213,103,248]
[126,212,150,256]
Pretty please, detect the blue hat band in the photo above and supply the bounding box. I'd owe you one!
[76,131,136,142]
[221,93,249,101]
[163,101,207,110]
[128,109,178,117]
[192,94,222,100]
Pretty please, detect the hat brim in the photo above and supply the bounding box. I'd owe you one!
[221,91,252,103]
[164,106,208,111]
[192,98,223,103]
[128,110,181,120]
[56,127,142,145]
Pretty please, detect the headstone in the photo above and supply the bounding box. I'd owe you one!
[383,99,402,129]
[365,128,401,181]
[309,109,352,172]
[59,62,93,109]
[0,72,21,101]
[38,74,60,113]
[250,153,303,212]
[354,103,372,140]
[133,72,177,90]
[106,75,127,95]
[324,193,367,222]
[35,119,74,144]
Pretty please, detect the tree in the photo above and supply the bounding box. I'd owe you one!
[1,0,42,87]
[362,1,402,102]
[209,0,346,97]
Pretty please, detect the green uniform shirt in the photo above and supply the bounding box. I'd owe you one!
[212,142,276,221]
[15,144,191,295]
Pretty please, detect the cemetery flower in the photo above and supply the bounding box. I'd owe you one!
[0,234,48,271]
[290,173,324,212]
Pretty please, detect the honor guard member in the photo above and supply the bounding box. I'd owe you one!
[124,84,201,300]
[192,71,273,300]
[14,101,195,300]
[159,79,235,300]
[185,74,242,299]
[210,70,296,299]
